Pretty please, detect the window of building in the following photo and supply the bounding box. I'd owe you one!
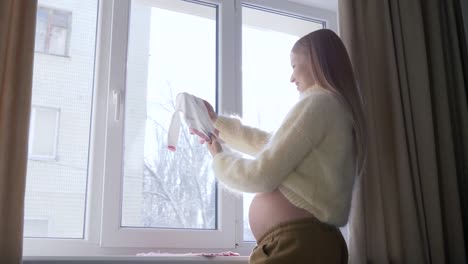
[35,6,72,56]
[28,106,60,161]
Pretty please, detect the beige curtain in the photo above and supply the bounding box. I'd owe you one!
[0,0,38,263]
[339,0,468,263]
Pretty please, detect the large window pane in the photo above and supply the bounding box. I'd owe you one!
[24,0,98,238]
[122,0,217,230]
[242,6,324,242]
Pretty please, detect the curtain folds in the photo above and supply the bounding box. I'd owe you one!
[0,0,38,263]
[339,0,468,263]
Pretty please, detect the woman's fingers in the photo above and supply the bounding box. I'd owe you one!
[202,100,218,122]
[205,134,222,156]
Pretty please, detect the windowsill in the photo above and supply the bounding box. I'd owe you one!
[28,156,58,161]
[23,255,249,263]
[23,238,256,260]
[34,50,71,58]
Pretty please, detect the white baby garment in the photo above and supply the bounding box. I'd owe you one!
[167,92,219,151]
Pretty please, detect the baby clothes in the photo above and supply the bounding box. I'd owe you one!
[167,92,219,151]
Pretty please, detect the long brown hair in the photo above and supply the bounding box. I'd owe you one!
[292,29,367,177]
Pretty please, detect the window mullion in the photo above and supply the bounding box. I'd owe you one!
[217,0,243,249]
[218,0,242,116]
[100,0,131,246]
[85,0,115,245]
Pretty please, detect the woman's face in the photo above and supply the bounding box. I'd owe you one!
[290,51,315,93]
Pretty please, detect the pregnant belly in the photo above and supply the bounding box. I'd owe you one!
[248,189,314,242]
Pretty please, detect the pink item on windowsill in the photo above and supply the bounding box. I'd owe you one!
[136,251,240,257]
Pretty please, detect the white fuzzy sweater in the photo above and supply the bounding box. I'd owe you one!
[212,86,356,226]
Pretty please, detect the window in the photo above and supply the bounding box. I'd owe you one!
[122,0,217,230]
[35,6,72,56]
[23,0,338,257]
[100,0,233,249]
[28,106,60,160]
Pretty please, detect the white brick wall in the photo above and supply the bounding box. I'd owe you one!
[25,0,152,238]
[25,0,99,238]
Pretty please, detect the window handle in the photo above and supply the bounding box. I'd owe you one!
[113,90,121,121]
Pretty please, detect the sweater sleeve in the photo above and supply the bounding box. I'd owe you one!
[214,116,271,156]
[212,93,331,193]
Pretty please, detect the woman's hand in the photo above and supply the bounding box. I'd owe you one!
[202,100,218,123]
[206,136,223,157]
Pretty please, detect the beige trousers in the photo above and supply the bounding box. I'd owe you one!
[249,218,348,264]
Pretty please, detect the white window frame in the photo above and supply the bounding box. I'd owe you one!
[28,105,60,161]
[23,0,337,258]
[100,0,239,249]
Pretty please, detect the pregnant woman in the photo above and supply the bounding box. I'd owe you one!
[202,28,367,264]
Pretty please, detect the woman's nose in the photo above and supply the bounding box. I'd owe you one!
[290,74,295,82]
